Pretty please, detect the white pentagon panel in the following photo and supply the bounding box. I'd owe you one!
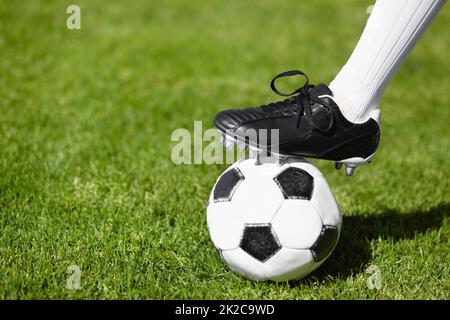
[263,247,315,281]
[221,248,266,281]
[206,202,245,250]
[271,200,323,249]
[231,174,284,224]
[310,175,342,228]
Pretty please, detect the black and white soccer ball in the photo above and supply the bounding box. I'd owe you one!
[206,158,342,281]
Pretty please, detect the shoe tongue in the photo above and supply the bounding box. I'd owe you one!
[310,83,333,97]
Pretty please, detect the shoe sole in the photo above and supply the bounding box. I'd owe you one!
[219,130,376,176]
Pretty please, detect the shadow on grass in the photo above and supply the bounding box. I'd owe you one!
[302,202,450,282]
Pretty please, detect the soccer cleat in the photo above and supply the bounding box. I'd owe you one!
[214,70,381,175]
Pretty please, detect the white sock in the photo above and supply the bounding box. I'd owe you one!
[329,0,446,123]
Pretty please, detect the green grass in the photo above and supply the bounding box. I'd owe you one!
[0,0,449,299]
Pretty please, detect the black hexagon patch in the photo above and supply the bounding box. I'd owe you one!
[273,167,314,200]
[213,168,245,202]
[310,225,339,262]
[240,224,281,262]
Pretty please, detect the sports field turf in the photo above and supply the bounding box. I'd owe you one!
[0,0,449,299]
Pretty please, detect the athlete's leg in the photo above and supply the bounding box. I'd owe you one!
[330,0,446,123]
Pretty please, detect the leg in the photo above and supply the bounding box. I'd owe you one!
[330,0,446,123]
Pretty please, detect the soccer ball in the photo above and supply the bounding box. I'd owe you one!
[206,158,342,281]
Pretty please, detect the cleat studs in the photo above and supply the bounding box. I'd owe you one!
[335,162,343,170]
[276,155,287,167]
[255,153,262,166]
[345,165,356,176]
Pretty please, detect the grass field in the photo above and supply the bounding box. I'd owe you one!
[0,0,449,299]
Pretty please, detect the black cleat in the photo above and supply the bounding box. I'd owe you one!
[214,70,381,176]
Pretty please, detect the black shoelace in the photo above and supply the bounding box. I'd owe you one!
[266,70,333,132]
